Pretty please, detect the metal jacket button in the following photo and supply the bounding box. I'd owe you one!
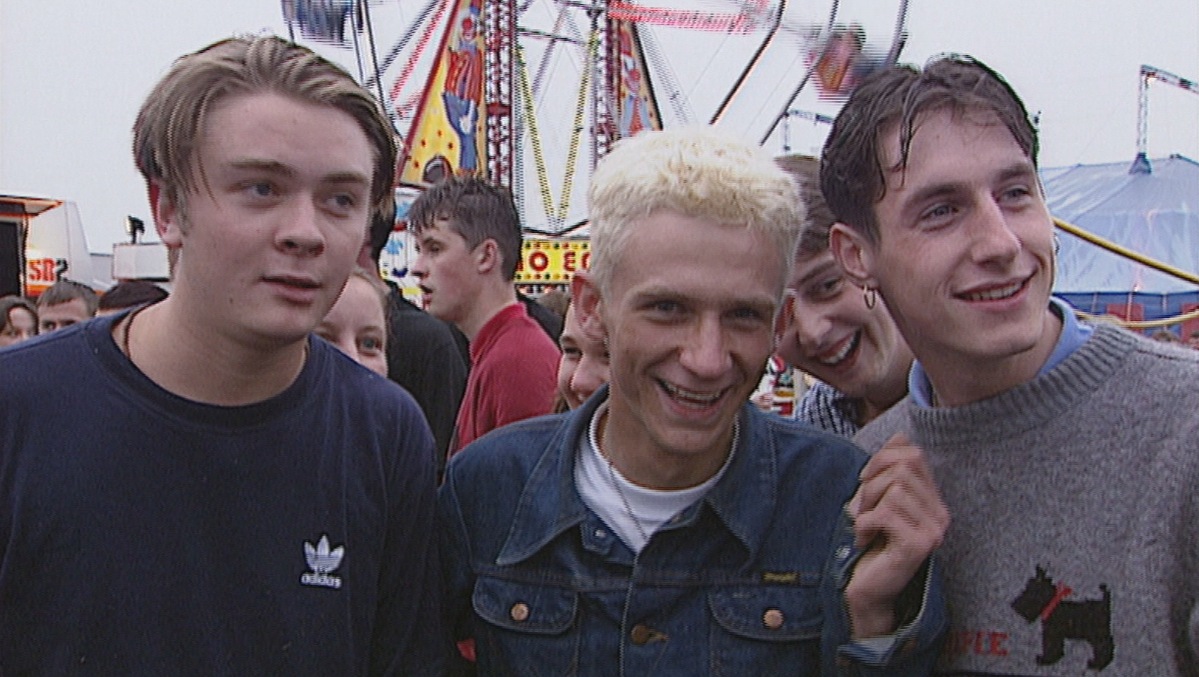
[763,608,784,630]
[510,603,530,622]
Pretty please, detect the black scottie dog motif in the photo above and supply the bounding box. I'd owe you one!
[1011,566,1113,670]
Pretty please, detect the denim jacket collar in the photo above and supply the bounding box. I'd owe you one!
[497,386,780,565]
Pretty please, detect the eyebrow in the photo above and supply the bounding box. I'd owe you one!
[792,258,839,288]
[227,159,371,187]
[993,161,1038,185]
[902,160,1037,211]
[634,286,777,311]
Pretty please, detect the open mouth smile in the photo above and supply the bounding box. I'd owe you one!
[816,331,860,367]
[659,380,725,408]
[959,277,1028,302]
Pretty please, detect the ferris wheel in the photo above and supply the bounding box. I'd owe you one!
[284,0,909,275]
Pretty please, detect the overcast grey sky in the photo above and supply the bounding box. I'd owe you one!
[2,0,1196,251]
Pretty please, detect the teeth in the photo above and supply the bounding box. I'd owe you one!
[661,381,722,405]
[964,281,1022,301]
[818,332,859,366]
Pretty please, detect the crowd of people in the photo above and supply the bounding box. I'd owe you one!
[0,34,1196,677]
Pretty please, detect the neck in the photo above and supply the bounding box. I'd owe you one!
[597,403,735,490]
[923,308,1062,407]
[118,299,309,406]
[458,285,518,341]
[860,354,913,424]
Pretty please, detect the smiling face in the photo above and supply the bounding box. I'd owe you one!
[155,91,374,348]
[410,218,482,328]
[316,274,388,376]
[585,211,783,488]
[557,303,610,409]
[833,108,1058,403]
[778,250,911,410]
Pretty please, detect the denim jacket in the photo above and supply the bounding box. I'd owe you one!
[439,390,946,676]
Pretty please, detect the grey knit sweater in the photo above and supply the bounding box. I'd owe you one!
[856,322,1199,675]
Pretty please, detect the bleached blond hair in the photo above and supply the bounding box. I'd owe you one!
[586,126,803,295]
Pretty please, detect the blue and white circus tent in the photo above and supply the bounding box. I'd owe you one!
[1045,154,1199,335]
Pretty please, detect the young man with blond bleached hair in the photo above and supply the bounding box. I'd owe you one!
[824,54,1199,674]
[439,126,949,675]
[0,36,444,675]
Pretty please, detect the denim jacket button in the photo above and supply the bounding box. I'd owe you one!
[630,624,651,645]
[762,608,784,630]
[510,603,530,622]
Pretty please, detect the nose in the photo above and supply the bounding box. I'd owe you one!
[277,198,326,257]
[410,251,429,280]
[679,316,731,378]
[334,338,356,360]
[971,198,1021,265]
[571,355,609,402]
[790,303,832,356]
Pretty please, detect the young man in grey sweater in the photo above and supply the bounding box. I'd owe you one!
[821,54,1199,675]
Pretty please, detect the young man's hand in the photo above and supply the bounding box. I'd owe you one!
[845,433,949,638]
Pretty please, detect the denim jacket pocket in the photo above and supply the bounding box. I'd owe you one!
[473,576,581,676]
[708,586,823,676]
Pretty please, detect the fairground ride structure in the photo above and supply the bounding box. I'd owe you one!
[284,0,911,237]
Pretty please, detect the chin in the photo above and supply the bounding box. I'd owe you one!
[975,330,1044,361]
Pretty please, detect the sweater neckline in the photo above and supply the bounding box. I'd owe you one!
[907,323,1137,448]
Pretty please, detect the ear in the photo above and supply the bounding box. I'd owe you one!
[828,223,877,288]
[150,181,185,248]
[773,292,796,347]
[572,271,606,338]
[474,238,499,275]
[355,240,374,269]
[569,273,588,305]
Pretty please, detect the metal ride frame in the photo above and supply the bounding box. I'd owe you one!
[367,1,820,234]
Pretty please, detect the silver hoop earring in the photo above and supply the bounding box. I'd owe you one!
[863,286,878,310]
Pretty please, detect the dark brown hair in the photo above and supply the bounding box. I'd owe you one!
[776,154,839,259]
[821,54,1038,243]
[407,176,523,280]
[0,295,37,334]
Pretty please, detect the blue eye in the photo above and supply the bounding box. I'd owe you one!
[246,182,275,198]
[651,300,681,314]
[923,204,952,220]
[1002,186,1032,203]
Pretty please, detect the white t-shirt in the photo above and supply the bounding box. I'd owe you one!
[573,401,734,553]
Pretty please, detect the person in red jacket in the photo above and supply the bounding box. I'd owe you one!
[409,176,560,456]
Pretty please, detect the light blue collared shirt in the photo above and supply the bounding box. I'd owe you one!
[909,297,1094,408]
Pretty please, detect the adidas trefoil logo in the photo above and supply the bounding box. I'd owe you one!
[301,534,344,589]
